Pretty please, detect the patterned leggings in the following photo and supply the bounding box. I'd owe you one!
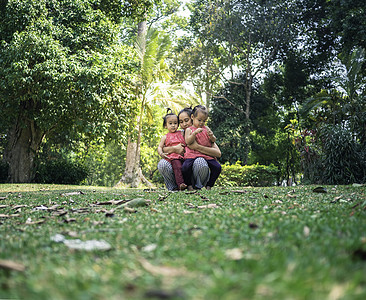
[157,157,210,190]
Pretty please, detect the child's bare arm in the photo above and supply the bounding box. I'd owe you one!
[157,136,169,159]
[205,126,216,143]
[188,141,221,158]
[163,144,185,156]
[185,128,196,145]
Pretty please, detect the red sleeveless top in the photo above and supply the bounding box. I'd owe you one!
[184,126,214,160]
[165,131,186,161]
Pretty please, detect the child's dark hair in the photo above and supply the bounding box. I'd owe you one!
[178,106,193,119]
[192,105,208,117]
[162,108,178,128]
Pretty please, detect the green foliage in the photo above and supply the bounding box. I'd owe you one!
[81,141,124,187]
[297,47,366,185]
[208,74,251,164]
[120,0,161,21]
[35,159,89,185]
[0,0,139,182]
[319,125,365,184]
[216,162,279,187]
[328,0,366,52]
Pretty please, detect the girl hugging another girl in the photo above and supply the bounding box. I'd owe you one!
[182,105,222,190]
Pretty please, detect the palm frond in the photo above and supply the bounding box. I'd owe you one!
[300,92,332,117]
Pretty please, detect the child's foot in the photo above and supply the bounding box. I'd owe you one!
[187,185,194,191]
[205,186,211,190]
[179,183,187,191]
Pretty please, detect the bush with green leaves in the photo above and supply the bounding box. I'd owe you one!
[35,159,89,185]
[319,124,365,184]
[216,162,280,187]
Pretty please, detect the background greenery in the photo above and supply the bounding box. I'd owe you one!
[0,0,365,186]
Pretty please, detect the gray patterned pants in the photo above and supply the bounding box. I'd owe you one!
[157,157,210,190]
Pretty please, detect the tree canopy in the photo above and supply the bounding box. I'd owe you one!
[0,0,137,182]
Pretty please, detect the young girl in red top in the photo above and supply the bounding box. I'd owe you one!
[157,109,187,191]
[182,105,222,190]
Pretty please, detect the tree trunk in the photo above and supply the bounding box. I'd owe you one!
[116,19,152,188]
[116,135,152,188]
[4,118,44,183]
[116,137,140,187]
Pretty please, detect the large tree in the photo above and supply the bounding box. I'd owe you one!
[117,0,192,187]
[175,0,299,113]
[0,0,136,182]
[118,24,192,187]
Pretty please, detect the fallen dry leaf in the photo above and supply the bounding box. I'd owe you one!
[0,259,26,272]
[70,208,89,214]
[185,190,197,194]
[63,239,111,251]
[48,205,60,210]
[158,194,169,201]
[124,207,137,213]
[62,218,77,223]
[142,244,157,252]
[12,205,28,209]
[52,210,68,217]
[138,256,187,277]
[231,190,249,194]
[95,200,127,206]
[199,195,209,201]
[92,221,104,226]
[225,248,243,260]
[105,210,115,217]
[183,210,195,214]
[25,218,46,225]
[0,214,20,218]
[331,196,343,203]
[197,203,219,209]
[61,191,85,196]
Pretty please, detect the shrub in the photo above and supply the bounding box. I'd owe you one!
[319,125,365,184]
[216,162,279,187]
[35,159,89,185]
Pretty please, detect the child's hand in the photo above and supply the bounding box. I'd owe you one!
[175,144,185,155]
[206,126,216,142]
[171,143,185,156]
[195,128,203,134]
[206,127,214,137]
[159,151,169,159]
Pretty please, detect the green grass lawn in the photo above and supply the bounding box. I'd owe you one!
[1,183,365,299]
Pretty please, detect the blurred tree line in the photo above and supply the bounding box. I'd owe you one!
[0,0,365,186]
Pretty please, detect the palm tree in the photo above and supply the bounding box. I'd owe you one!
[117,24,194,187]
